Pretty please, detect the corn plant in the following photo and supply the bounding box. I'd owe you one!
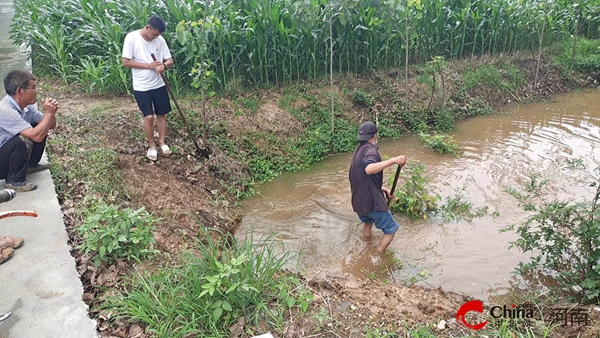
[76,56,109,95]
[11,0,600,93]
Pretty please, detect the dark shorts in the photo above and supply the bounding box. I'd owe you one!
[358,210,399,235]
[134,86,172,117]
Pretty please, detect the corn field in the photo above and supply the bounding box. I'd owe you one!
[10,0,600,93]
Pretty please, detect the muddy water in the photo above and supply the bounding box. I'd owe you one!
[239,90,600,300]
[0,0,28,94]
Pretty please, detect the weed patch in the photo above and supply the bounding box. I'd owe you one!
[390,161,439,219]
[419,132,460,155]
[103,229,311,337]
[77,204,159,267]
[463,64,526,94]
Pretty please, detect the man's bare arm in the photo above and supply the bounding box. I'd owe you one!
[122,57,162,70]
[19,98,58,142]
[365,156,406,175]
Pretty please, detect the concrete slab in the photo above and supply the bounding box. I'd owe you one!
[0,162,97,337]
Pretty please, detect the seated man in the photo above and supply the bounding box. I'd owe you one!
[0,70,58,191]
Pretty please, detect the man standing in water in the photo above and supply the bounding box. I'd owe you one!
[349,122,406,254]
[122,15,173,161]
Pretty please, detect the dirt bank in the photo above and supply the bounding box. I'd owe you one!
[46,51,599,337]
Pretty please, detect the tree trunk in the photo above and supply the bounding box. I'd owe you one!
[330,17,334,134]
[570,17,579,76]
[533,19,545,90]
[404,0,409,113]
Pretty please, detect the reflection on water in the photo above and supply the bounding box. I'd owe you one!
[239,89,600,300]
[341,245,402,281]
[0,0,28,94]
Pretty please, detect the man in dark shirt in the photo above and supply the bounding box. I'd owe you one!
[349,122,406,254]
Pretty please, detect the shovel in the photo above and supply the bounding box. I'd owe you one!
[387,164,403,206]
[151,54,207,157]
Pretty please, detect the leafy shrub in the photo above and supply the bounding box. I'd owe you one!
[434,108,455,132]
[77,204,159,266]
[398,109,430,133]
[390,161,439,219]
[377,111,405,138]
[419,132,460,155]
[351,89,375,106]
[502,171,600,302]
[388,162,491,221]
[105,229,312,337]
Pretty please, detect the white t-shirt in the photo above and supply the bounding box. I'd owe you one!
[122,30,172,91]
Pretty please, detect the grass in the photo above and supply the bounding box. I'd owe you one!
[463,64,527,94]
[555,37,600,77]
[48,130,121,202]
[102,228,311,337]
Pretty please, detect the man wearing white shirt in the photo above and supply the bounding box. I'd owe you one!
[122,15,174,161]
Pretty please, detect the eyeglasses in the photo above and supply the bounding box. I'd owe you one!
[19,86,38,92]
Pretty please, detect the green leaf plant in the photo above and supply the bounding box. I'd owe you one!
[502,165,600,302]
[77,203,159,267]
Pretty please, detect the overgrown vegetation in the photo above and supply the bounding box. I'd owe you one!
[20,1,600,336]
[390,161,439,219]
[390,162,492,222]
[463,64,527,94]
[502,165,600,303]
[104,229,311,337]
[10,0,600,93]
[555,37,600,77]
[439,185,491,223]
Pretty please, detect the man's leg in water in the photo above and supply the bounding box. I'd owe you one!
[362,223,373,240]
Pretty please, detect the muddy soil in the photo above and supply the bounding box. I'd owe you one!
[46,53,600,337]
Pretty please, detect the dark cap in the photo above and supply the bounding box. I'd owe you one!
[357,122,378,141]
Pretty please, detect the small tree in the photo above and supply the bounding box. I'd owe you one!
[502,165,600,302]
[418,56,447,111]
[176,5,222,143]
[385,0,423,112]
